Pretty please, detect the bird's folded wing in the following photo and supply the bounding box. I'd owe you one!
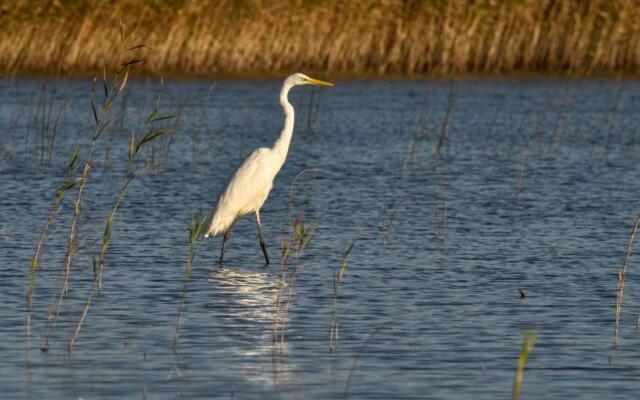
[218,147,274,212]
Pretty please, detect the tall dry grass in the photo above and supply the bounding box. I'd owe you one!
[2,0,640,77]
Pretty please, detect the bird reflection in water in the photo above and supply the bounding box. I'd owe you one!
[209,266,278,321]
[208,265,296,386]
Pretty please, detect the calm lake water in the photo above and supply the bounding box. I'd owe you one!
[2,77,640,399]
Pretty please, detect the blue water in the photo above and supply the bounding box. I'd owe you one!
[2,77,640,399]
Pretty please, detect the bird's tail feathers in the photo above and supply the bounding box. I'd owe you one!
[204,212,235,238]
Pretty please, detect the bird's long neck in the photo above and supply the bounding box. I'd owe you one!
[272,82,295,164]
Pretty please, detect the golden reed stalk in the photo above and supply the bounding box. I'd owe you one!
[1,0,640,77]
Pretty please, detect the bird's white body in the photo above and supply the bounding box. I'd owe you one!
[206,147,281,237]
[205,73,333,241]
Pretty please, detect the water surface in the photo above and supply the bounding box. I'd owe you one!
[1,78,640,399]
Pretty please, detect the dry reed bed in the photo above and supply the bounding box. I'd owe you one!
[2,0,640,77]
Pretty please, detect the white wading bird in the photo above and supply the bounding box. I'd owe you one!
[205,73,334,265]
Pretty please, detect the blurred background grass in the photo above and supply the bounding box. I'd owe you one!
[1,0,639,78]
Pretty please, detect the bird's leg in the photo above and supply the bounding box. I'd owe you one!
[256,210,270,265]
[219,219,237,265]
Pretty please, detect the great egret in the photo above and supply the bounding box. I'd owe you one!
[205,73,334,265]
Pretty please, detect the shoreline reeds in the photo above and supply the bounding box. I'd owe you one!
[2,1,640,78]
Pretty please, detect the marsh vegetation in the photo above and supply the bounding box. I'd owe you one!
[2,0,640,77]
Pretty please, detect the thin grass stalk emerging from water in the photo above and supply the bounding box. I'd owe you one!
[604,82,623,160]
[404,85,431,170]
[60,77,106,296]
[46,87,70,166]
[383,189,431,244]
[42,37,148,351]
[514,144,528,198]
[69,104,178,354]
[614,215,640,345]
[173,212,207,354]
[329,240,356,352]
[442,200,448,241]
[272,221,313,351]
[67,176,132,353]
[512,329,538,400]
[98,105,177,290]
[272,233,290,347]
[344,315,427,399]
[272,171,329,350]
[26,148,80,348]
[434,169,450,241]
[288,168,341,226]
[432,82,456,162]
[279,257,311,349]
[41,159,92,352]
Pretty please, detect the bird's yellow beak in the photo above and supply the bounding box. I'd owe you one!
[306,77,335,87]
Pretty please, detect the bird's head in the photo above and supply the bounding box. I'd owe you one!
[287,72,334,87]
